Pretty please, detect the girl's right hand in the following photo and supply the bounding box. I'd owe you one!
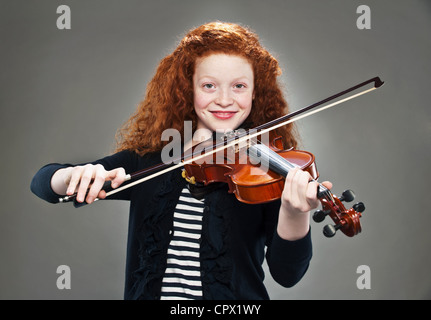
[54,164,127,204]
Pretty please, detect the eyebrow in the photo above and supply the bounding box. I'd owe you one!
[195,75,253,83]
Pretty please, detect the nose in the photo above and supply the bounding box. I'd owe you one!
[215,88,234,107]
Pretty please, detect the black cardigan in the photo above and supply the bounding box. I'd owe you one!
[30,150,312,299]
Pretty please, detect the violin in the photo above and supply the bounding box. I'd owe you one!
[182,130,364,238]
[59,77,384,238]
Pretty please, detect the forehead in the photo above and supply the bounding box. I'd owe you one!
[194,53,254,78]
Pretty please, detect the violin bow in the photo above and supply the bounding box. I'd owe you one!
[59,76,384,205]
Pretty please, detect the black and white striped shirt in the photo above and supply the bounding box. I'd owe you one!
[160,187,205,300]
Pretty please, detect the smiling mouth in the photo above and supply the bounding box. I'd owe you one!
[210,111,237,119]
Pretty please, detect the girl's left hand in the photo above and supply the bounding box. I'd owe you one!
[277,168,332,240]
[281,168,332,216]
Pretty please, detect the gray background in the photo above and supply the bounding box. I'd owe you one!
[1,0,430,299]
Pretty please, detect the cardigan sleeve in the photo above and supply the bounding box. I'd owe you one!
[263,200,313,288]
[30,150,140,204]
[30,163,71,203]
[266,228,312,288]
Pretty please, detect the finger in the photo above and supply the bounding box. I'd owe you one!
[97,167,126,199]
[76,165,95,203]
[289,169,302,207]
[97,189,107,200]
[285,168,307,210]
[321,180,333,190]
[293,170,314,211]
[283,167,299,201]
[306,180,320,209]
[86,165,106,203]
[107,167,126,189]
[66,166,84,195]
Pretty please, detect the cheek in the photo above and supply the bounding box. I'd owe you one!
[193,92,208,112]
[238,94,253,113]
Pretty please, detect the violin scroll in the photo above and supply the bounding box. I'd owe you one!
[313,188,365,237]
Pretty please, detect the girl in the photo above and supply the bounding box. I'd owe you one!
[31,22,331,300]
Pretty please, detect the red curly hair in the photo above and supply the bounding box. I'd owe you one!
[115,21,298,155]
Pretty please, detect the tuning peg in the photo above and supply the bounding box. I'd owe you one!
[339,189,355,202]
[312,209,330,223]
[323,223,342,237]
[353,202,366,213]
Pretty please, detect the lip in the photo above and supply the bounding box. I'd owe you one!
[210,111,237,120]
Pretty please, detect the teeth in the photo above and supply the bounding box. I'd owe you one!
[212,112,235,118]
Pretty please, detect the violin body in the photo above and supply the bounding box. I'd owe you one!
[183,147,318,204]
[183,131,317,204]
[228,149,318,204]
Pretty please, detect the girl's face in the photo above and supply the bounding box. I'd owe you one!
[193,53,254,135]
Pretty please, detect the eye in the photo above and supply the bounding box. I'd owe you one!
[234,83,246,89]
[203,83,215,89]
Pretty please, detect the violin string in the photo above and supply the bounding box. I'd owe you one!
[247,144,297,177]
[317,183,334,203]
[249,144,336,204]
